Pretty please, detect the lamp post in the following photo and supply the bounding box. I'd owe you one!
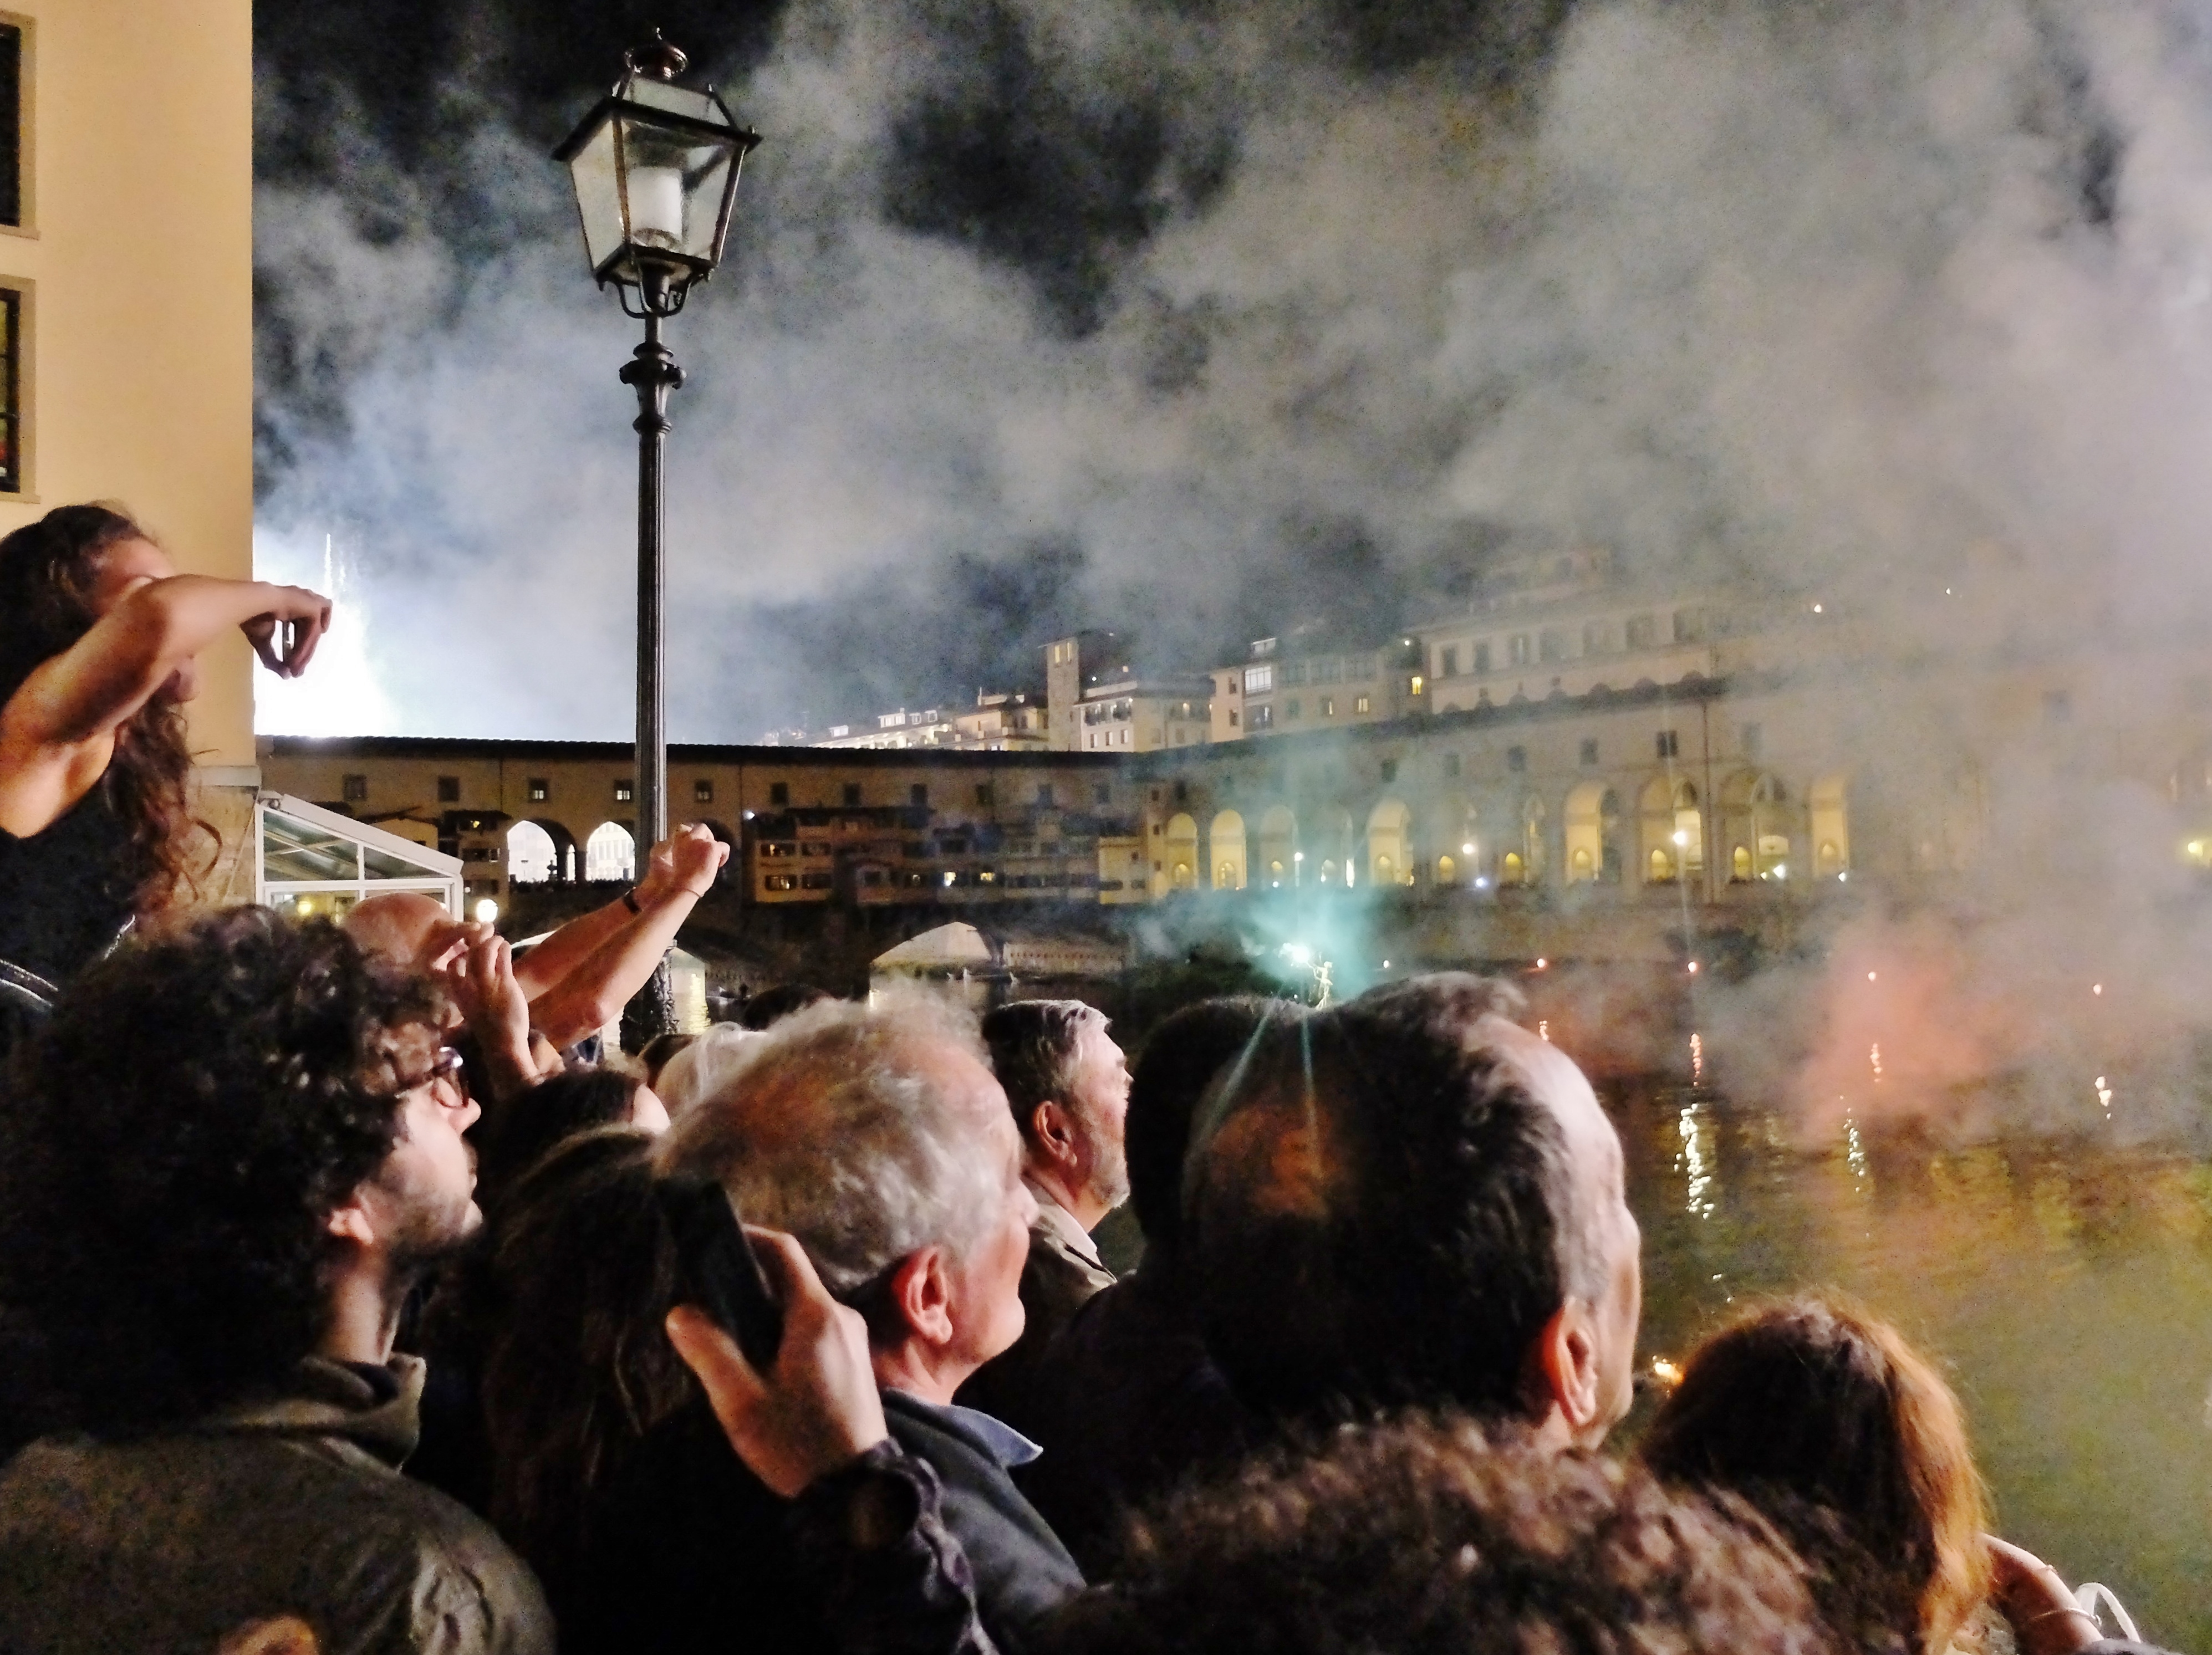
[555,32,756,1040]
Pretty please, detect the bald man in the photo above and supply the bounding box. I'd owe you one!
[349,822,728,1056]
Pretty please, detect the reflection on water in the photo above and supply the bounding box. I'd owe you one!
[1613,1076,2212,1652]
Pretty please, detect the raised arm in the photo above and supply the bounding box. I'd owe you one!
[511,832,701,998]
[0,574,330,837]
[523,825,728,1048]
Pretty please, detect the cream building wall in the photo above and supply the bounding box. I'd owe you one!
[0,0,258,898]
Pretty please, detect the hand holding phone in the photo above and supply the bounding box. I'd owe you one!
[658,1172,784,1373]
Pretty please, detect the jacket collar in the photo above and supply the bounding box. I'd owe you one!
[190,1355,425,1470]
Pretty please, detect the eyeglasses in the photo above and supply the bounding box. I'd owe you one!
[390,1045,470,1104]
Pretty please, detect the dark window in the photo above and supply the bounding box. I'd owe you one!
[910,783,929,807]
[1379,759,1398,784]
[437,776,461,803]
[762,842,797,858]
[1443,753,1461,778]
[1507,746,1527,773]
[843,782,862,807]
[0,288,19,494]
[763,874,796,891]
[1094,783,1110,806]
[770,781,790,807]
[527,777,549,803]
[613,779,634,803]
[1656,730,1679,760]
[1626,614,1658,649]
[976,783,995,808]
[1540,630,1566,663]
[694,778,715,803]
[1286,698,1302,719]
[0,28,19,229]
[1673,608,1705,643]
[342,773,368,803]
[1440,646,1460,677]
[1474,642,1492,674]
[1580,738,1599,767]
[1229,709,1240,727]
[1741,723,1762,760]
[1174,780,1188,804]
[800,872,834,891]
[1037,783,1055,806]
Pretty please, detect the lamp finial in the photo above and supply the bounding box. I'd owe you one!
[625,28,687,81]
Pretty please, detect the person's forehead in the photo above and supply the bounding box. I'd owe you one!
[90,538,172,599]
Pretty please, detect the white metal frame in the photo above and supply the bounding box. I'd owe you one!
[254,791,463,917]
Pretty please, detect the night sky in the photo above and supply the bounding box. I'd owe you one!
[250,0,2191,740]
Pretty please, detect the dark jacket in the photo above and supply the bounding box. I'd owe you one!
[956,1191,1117,1438]
[1018,1266,1255,1575]
[566,1388,1082,1655]
[0,1356,553,1655]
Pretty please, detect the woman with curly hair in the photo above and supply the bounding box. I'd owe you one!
[0,503,329,1014]
[1638,1295,1990,1655]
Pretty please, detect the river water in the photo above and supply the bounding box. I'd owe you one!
[1613,1081,2212,1652]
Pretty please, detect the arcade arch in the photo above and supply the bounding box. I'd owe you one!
[1720,772,1793,882]
[1367,798,1411,886]
[1210,810,1248,890]
[505,819,572,884]
[584,821,636,883]
[1639,778,1703,885]
[1165,813,1199,890]
[1810,774,1851,877]
[1258,805,1298,885]
[1563,783,1622,885]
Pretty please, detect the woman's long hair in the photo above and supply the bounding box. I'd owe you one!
[1639,1295,1991,1655]
[476,1126,693,1590]
[0,504,211,915]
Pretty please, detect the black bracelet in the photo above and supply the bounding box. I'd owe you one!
[622,887,642,915]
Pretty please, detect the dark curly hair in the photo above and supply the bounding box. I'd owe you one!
[1041,1414,1848,1655]
[0,503,213,916]
[0,907,442,1433]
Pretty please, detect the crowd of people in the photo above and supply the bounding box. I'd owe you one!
[0,503,2178,1652]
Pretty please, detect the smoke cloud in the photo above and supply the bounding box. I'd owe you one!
[253,0,2212,1122]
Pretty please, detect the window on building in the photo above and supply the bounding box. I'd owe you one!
[770,781,790,807]
[342,774,368,803]
[1321,696,1334,717]
[1657,729,1680,759]
[1352,656,1376,681]
[1229,709,1240,727]
[1440,645,1460,677]
[1510,634,1532,667]
[1286,698,1302,719]
[1473,642,1492,674]
[1094,783,1110,805]
[1580,738,1599,767]
[1626,614,1658,649]
[1673,608,1705,643]
[0,26,21,230]
[1444,753,1462,778]
[1353,695,1370,716]
[0,287,19,495]
[1245,664,1275,694]
[1507,745,1527,773]
[976,783,994,808]
[910,783,929,807]
[1174,780,1188,803]
[613,779,634,803]
[1741,723,1763,760]
[1316,658,1342,683]
[1407,676,1424,698]
[1583,621,1609,655]
[1379,759,1398,783]
[1252,704,1274,728]
[694,778,715,804]
[1037,783,1055,806]
[843,782,862,806]
[527,777,549,803]
[1540,630,1566,663]
[1282,661,1307,686]
[427,776,455,804]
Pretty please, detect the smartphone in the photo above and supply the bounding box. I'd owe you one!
[657,1172,784,1373]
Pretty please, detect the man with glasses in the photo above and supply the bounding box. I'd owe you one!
[0,908,553,1654]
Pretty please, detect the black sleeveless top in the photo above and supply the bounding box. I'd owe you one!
[0,783,137,993]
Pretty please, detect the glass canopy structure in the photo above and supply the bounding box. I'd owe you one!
[257,793,462,923]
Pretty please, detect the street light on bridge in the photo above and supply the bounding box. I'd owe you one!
[555,31,757,1038]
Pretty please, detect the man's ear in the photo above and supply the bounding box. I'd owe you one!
[888,1247,955,1348]
[1531,1298,1603,1436]
[325,1192,377,1250]
[1031,1100,1076,1164]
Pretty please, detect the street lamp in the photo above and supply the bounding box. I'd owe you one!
[557,31,757,1038]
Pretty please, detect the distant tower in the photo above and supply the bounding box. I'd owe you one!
[1044,630,1120,752]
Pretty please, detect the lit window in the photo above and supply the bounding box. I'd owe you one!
[1510,635,1532,667]
[613,779,634,803]
[694,778,714,803]
[1244,664,1275,694]
[1321,697,1334,717]
[527,777,549,803]
[1408,675,1424,697]
[1354,696,1370,715]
